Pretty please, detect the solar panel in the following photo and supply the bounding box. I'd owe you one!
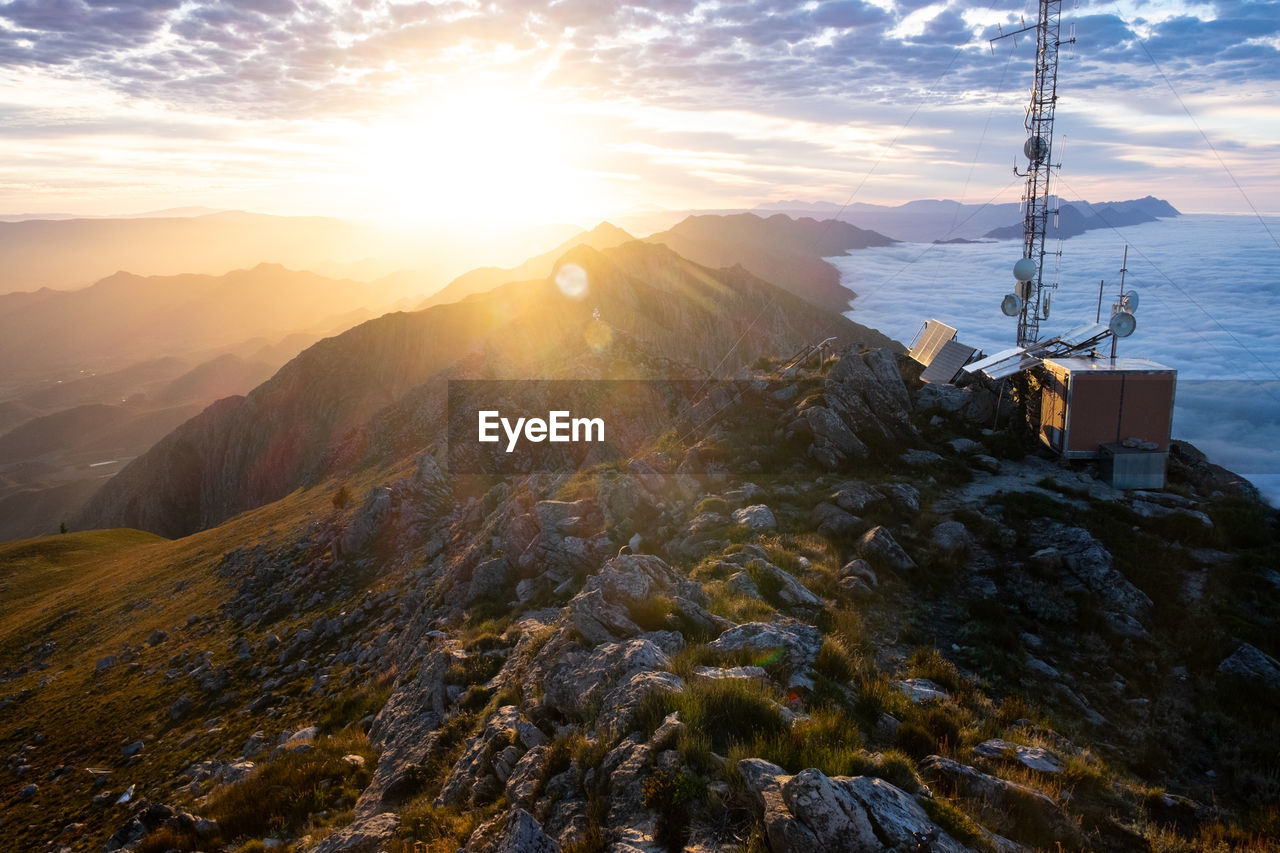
[963,346,1027,374]
[983,353,1043,379]
[962,346,1044,380]
[908,320,957,367]
[1057,322,1109,346]
[920,340,979,384]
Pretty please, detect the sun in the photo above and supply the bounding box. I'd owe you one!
[353,86,602,225]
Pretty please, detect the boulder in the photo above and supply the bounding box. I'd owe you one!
[746,558,824,609]
[707,621,822,683]
[855,526,916,572]
[1034,523,1151,636]
[824,347,914,441]
[805,405,869,468]
[737,759,967,853]
[543,635,679,721]
[534,499,604,537]
[973,739,1065,774]
[596,670,685,735]
[467,808,561,853]
[504,745,549,810]
[810,502,861,538]
[437,706,546,808]
[900,449,943,467]
[312,812,400,853]
[894,678,949,704]
[567,588,641,646]
[690,665,770,683]
[831,480,882,514]
[876,482,920,514]
[920,754,1076,842]
[355,639,455,817]
[468,557,514,605]
[733,504,778,532]
[930,521,972,555]
[1218,643,1280,692]
[168,694,193,721]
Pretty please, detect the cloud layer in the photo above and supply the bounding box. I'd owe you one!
[0,0,1275,217]
[833,211,1280,501]
[2,1,1276,115]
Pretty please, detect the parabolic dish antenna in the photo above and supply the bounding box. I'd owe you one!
[1013,257,1037,282]
[1001,294,1023,317]
[1120,290,1139,313]
[1109,310,1137,338]
[1024,136,1049,162]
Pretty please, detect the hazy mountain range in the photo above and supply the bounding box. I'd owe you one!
[755,195,1180,243]
[0,263,412,385]
[0,211,580,294]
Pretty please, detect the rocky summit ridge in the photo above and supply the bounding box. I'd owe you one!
[3,334,1277,853]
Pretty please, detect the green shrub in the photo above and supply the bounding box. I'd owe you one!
[135,826,201,853]
[847,748,922,793]
[443,653,503,687]
[320,682,391,733]
[464,632,507,653]
[628,595,677,632]
[814,637,857,684]
[207,735,373,841]
[893,720,937,760]
[907,647,963,693]
[400,800,484,845]
[923,706,962,754]
[920,798,995,852]
[732,708,863,777]
[642,767,702,851]
[695,496,730,515]
[635,678,788,754]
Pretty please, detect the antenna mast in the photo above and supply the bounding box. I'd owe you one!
[993,0,1074,347]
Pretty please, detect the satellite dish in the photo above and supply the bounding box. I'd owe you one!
[1001,293,1023,317]
[1109,311,1137,337]
[1024,136,1049,162]
[1015,279,1032,301]
[1013,257,1037,282]
[1120,290,1139,313]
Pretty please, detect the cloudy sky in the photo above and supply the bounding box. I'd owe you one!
[0,0,1276,224]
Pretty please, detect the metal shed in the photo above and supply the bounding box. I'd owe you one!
[1038,357,1177,487]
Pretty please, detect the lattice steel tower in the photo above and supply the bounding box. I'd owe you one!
[995,0,1073,347]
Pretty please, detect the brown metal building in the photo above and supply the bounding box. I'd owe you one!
[1038,357,1177,488]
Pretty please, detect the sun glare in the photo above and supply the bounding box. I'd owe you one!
[355,87,602,226]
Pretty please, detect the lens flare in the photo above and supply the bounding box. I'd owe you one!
[555,263,589,299]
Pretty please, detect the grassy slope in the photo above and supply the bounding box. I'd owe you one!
[0,475,378,851]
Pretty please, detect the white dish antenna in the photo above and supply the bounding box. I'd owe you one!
[1001,293,1023,317]
[1013,257,1038,281]
[1109,310,1137,338]
[1119,290,1139,313]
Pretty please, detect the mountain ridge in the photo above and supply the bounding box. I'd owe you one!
[76,240,893,539]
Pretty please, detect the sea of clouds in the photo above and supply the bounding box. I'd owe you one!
[833,214,1280,505]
